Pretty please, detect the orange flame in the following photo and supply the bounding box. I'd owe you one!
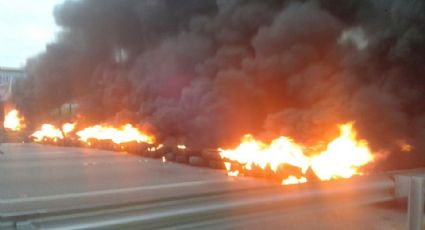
[310,123,374,180]
[396,140,413,152]
[400,144,413,152]
[224,162,240,177]
[177,144,186,150]
[148,144,163,152]
[282,176,307,185]
[219,122,375,184]
[62,122,76,135]
[76,124,154,144]
[4,109,25,131]
[31,124,64,142]
[219,134,309,175]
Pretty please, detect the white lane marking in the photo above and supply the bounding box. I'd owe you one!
[0,179,232,204]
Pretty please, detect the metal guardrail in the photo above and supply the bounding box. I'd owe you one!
[2,171,425,229]
[407,176,424,230]
[394,172,425,230]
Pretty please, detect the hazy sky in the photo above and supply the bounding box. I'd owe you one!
[0,0,64,68]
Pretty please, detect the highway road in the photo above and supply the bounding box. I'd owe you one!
[0,143,231,199]
[0,143,414,229]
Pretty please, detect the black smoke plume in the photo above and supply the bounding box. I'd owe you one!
[16,0,425,169]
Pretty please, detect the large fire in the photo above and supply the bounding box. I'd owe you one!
[219,123,374,184]
[22,109,375,186]
[219,135,309,173]
[76,124,154,144]
[31,124,64,142]
[4,109,25,131]
[31,123,76,142]
[310,123,374,180]
[31,122,154,145]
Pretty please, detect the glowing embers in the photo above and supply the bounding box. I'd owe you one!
[177,144,186,150]
[219,123,375,185]
[4,109,25,131]
[76,124,154,144]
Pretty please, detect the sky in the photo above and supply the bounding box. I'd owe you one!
[0,0,65,68]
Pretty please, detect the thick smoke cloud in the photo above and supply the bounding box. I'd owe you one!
[17,0,425,169]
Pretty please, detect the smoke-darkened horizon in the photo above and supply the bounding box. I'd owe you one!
[14,0,425,169]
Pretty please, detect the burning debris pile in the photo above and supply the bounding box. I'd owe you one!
[76,124,154,145]
[26,119,221,170]
[0,112,377,185]
[29,123,153,145]
[31,123,64,142]
[9,1,425,183]
[220,123,375,184]
[4,109,25,131]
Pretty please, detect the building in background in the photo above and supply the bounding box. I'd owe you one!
[0,67,27,101]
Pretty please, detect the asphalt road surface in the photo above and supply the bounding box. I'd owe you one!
[0,143,412,229]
